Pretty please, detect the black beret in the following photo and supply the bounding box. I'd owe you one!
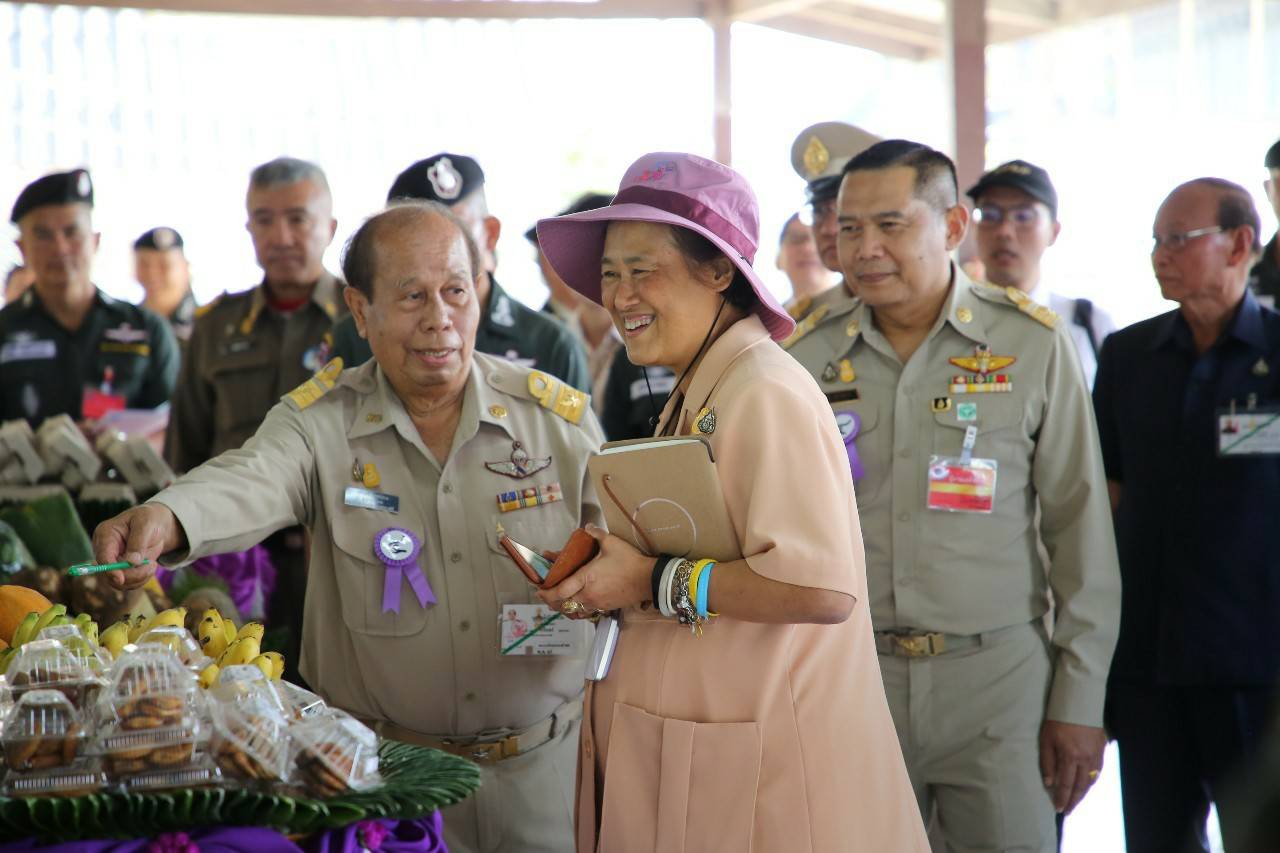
[524,192,613,243]
[133,226,184,252]
[1266,139,1280,170]
[966,159,1058,217]
[387,154,484,205]
[10,168,94,224]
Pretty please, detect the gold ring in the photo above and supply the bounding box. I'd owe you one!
[1087,770,1100,780]
[561,599,585,616]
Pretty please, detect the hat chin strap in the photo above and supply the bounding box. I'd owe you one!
[648,297,728,436]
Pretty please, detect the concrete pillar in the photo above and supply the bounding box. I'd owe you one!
[710,0,733,165]
[947,0,986,261]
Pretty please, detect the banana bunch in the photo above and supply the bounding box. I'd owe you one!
[41,604,289,688]
[195,608,238,661]
[0,604,101,673]
[198,621,283,688]
[98,606,190,661]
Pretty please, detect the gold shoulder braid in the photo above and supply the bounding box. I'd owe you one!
[285,357,344,411]
[527,370,588,425]
[781,303,831,350]
[1003,286,1060,330]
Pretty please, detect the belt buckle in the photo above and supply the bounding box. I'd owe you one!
[894,633,943,657]
[465,734,520,764]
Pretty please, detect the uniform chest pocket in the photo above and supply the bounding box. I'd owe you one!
[330,511,431,638]
[209,347,278,433]
[487,509,579,605]
[932,399,1026,457]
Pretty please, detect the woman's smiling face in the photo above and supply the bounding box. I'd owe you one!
[600,221,728,373]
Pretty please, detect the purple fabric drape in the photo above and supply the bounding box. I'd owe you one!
[158,545,277,620]
[0,814,446,853]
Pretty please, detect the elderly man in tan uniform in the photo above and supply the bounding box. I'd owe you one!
[94,202,604,853]
[786,139,1121,852]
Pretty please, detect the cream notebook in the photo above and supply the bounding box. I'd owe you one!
[587,436,741,562]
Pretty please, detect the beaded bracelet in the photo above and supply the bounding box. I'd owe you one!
[671,559,697,629]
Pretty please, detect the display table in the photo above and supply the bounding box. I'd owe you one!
[0,742,479,849]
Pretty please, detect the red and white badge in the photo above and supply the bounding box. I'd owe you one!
[925,425,997,514]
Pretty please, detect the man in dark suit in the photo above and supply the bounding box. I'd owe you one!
[1094,177,1279,853]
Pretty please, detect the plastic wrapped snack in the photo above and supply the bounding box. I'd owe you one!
[1,759,107,797]
[1,689,84,771]
[273,679,327,721]
[134,625,211,671]
[6,639,104,709]
[39,624,108,676]
[103,648,197,701]
[290,712,381,798]
[94,649,202,778]
[209,676,291,783]
[121,755,223,793]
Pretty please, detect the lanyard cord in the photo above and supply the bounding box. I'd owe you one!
[646,298,729,437]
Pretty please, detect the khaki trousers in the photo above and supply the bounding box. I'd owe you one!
[440,717,580,853]
[879,622,1055,853]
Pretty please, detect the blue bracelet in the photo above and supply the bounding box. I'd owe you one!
[696,561,715,620]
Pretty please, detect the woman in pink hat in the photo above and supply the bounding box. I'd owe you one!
[536,153,927,852]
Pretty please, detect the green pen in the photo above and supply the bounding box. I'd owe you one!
[67,559,150,577]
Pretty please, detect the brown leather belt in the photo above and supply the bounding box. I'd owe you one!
[369,696,582,765]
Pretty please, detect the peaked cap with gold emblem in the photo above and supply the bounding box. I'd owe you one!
[790,122,882,203]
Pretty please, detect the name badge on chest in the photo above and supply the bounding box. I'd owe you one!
[1218,399,1280,456]
[926,425,998,514]
[498,604,580,657]
[344,486,400,514]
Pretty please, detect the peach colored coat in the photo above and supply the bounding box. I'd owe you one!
[576,316,928,852]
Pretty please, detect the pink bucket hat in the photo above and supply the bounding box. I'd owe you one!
[536,152,796,342]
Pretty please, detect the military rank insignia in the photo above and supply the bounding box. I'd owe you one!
[486,441,552,479]
[947,345,1014,394]
[528,371,587,425]
[497,483,563,513]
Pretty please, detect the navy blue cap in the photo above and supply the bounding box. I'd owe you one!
[133,227,184,252]
[387,154,484,205]
[10,169,94,224]
[966,159,1058,217]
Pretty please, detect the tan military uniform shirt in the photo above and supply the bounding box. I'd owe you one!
[150,352,605,736]
[785,266,1120,726]
[164,273,345,472]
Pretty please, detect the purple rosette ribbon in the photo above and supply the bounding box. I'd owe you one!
[374,528,436,614]
[835,411,865,480]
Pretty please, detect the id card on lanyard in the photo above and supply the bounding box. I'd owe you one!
[926,425,998,514]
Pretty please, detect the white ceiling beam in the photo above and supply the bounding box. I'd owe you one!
[729,0,825,24]
[763,11,931,57]
[44,0,704,20]
[794,5,940,49]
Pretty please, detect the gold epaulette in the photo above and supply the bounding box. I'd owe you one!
[284,358,344,411]
[193,293,223,319]
[1003,286,1060,330]
[526,370,588,425]
[781,303,831,350]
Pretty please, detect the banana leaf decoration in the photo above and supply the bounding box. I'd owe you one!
[0,740,480,842]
